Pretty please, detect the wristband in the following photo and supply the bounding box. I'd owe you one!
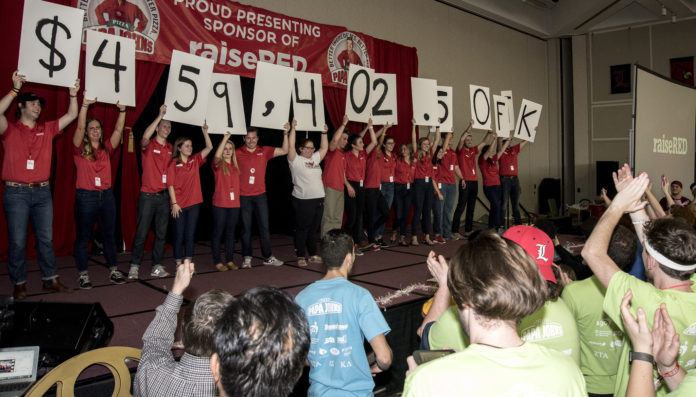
[119,109,126,113]
[70,95,77,98]
[81,104,89,109]
[659,362,680,378]
[8,90,17,98]
[321,132,327,135]
[12,88,19,93]
[629,351,654,365]
[632,217,650,225]
[172,202,178,206]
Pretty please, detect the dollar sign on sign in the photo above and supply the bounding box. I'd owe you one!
[35,15,70,78]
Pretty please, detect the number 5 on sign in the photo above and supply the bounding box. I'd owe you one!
[293,72,325,131]
[205,73,246,135]
[18,0,84,87]
[84,30,135,106]
[164,50,214,126]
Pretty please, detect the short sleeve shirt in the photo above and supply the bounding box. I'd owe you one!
[345,150,367,183]
[380,152,396,183]
[414,154,433,180]
[235,145,275,196]
[212,160,240,208]
[479,153,500,186]
[394,158,415,185]
[289,152,325,200]
[141,139,173,193]
[364,150,383,189]
[73,140,116,190]
[499,144,521,177]
[457,146,479,181]
[166,153,205,209]
[436,149,458,184]
[322,149,346,191]
[1,120,61,183]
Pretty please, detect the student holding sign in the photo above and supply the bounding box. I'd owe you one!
[498,137,529,226]
[393,143,416,246]
[365,124,392,249]
[451,123,494,239]
[433,132,463,242]
[344,119,378,255]
[320,115,349,237]
[411,119,441,246]
[72,96,127,289]
[211,133,241,272]
[479,134,510,232]
[237,127,289,268]
[376,133,397,245]
[288,119,329,267]
[167,125,213,266]
[129,105,173,280]
[1,72,77,300]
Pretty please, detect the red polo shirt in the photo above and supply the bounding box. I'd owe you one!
[212,160,240,208]
[479,153,500,187]
[73,140,116,190]
[236,145,275,196]
[457,146,479,181]
[437,149,458,184]
[414,154,433,179]
[394,158,415,184]
[1,120,61,183]
[141,138,172,193]
[380,152,396,183]
[345,150,367,183]
[365,150,383,189]
[498,144,521,177]
[322,148,346,191]
[167,152,205,208]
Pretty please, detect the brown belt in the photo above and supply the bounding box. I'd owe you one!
[5,181,49,188]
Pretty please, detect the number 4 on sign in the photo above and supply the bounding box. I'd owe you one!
[85,29,136,106]
[293,72,325,131]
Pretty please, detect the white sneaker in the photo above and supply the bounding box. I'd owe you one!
[78,273,92,290]
[150,265,170,278]
[263,256,283,266]
[242,256,252,269]
[128,265,140,280]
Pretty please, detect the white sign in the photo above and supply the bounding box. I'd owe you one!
[371,73,398,125]
[84,30,135,106]
[514,99,543,142]
[18,0,84,87]
[206,73,246,135]
[251,62,294,130]
[492,95,510,138]
[164,50,214,126]
[292,72,325,131]
[501,90,515,131]
[345,64,374,123]
[436,86,453,132]
[470,85,491,130]
[411,77,438,126]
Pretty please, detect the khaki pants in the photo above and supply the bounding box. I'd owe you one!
[321,186,344,237]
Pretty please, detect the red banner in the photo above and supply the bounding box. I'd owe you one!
[75,0,378,88]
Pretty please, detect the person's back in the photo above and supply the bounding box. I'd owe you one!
[518,297,581,365]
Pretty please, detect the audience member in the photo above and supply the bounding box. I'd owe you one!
[211,286,310,397]
[660,178,691,210]
[134,260,234,396]
[295,229,392,396]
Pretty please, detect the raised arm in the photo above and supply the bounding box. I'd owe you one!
[365,119,377,154]
[142,104,166,148]
[644,181,666,218]
[200,122,213,158]
[58,79,80,131]
[477,130,493,151]
[214,133,232,167]
[431,124,441,155]
[273,123,290,157]
[482,135,498,160]
[110,102,126,150]
[496,136,511,156]
[661,175,675,208]
[287,120,297,162]
[373,124,388,156]
[456,119,474,151]
[329,114,348,152]
[418,252,450,337]
[73,94,96,147]
[0,72,25,135]
[411,118,418,149]
[318,124,329,160]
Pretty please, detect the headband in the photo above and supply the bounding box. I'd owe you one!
[644,240,696,271]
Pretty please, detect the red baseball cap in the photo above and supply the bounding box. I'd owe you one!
[503,225,556,283]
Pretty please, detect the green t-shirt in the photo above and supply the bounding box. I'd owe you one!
[403,342,586,396]
[562,276,624,394]
[603,271,696,396]
[669,371,696,396]
[429,300,580,365]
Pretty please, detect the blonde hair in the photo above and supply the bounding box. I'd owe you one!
[221,141,239,176]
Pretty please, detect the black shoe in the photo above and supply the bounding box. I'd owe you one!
[376,239,389,248]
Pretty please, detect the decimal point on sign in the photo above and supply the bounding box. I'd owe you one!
[262,101,274,117]
[423,113,430,121]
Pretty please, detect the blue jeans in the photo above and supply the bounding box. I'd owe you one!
[240,193,273,258]
[375,182,394,238]
[130,191,170,266]
[437,183,457,238]
[172,204,200,262]
[452,180,478,233]
[211,206,240,264]
[412,178,433,236]
[483,185,503,229]
[501,176,522,225]
[3,185,57,284]
[393,183,412,237]
[74,189,118,272]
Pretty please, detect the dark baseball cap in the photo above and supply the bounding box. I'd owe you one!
[17,92,46,105]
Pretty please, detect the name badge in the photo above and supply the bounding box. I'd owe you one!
[162,174,167,184]
[425,177,430,183]
[230,192,235,201]
[472,168,476,175]
[359,180,364,188]
[389,176,394,183]
[153,149,160,154]
[95,177,101,187]
[450,165,454,171]
[249,176,255,184]
[407,183,411,190]
[510,165,515,171]
[438,183,442,189]
[26,159,34,170]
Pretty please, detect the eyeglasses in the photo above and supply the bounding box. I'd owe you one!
[302,146,315,151]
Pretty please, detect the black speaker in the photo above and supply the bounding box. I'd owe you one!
[596,161,619,197]
[2,302,113,367]
[538,178,561,216]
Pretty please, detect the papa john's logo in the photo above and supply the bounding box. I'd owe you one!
[77,0,159,55]
[327,32,370,86]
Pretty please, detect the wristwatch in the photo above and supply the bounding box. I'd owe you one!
[629,351,654,365]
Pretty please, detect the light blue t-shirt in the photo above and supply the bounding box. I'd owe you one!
[295,277,391,397]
